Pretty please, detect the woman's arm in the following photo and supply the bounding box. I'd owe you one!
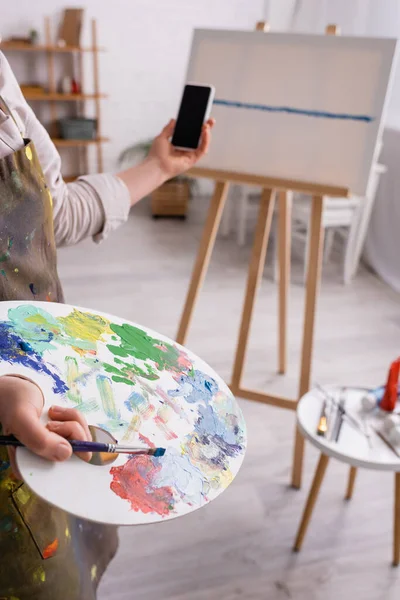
[0,52,214,248]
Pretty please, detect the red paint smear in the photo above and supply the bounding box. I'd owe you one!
[177,351,192,371]
[154,416,178,440]
[139,433,155,448]
[155,344,168,352]
[43,537,59,559]
[110,455,174,516]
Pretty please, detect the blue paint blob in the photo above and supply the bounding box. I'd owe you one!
[168,370,218,405]
[0,322,68,395]
[19,341,34,353]
[191,404,244,469]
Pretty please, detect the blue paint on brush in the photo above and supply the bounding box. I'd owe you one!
[153,448,166,458]
[214,99,374,123]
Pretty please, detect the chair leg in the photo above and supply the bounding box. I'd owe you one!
[343,208,362,284]
[220,194,233,237]
[393,473,400,566]
[323,228,335,264]
[293,453,329,551]
[345,466,357,500]
[237,188,248,247]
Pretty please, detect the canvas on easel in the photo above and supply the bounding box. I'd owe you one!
[187,29,397,196]
[175,27,398,489]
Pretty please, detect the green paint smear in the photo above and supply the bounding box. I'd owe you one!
[96,374,119,420]
[65,356,82,404]
[111,376,135,386]
[77,398,99,414]
[0,237,13,262]
[103,357,160,385]
[107,323,181,372]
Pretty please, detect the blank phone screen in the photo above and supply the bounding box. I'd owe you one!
[171,85,211,149]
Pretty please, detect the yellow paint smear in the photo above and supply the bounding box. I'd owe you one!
[14,485,31,506]
[59,309,111,342]
[91,565,97,581]
[32,565,46,583]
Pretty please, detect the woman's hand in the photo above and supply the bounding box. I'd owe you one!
[148,118,215,181]
[117,118,215,207]
[0,376,92,478]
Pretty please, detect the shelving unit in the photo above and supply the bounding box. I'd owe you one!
[52,137,109,147]
[24,93,107,101]
[0,43,105,53]
[0,16,107,178]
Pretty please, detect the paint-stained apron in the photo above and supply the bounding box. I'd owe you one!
[0,97,118,599]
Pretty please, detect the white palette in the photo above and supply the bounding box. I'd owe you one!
[0,301,246,525]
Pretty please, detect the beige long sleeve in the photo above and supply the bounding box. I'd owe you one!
[0,51,131,247]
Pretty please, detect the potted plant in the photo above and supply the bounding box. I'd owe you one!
[119,140,197,219]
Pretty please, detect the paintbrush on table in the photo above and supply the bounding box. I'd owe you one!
[316,400,329,437]
[315,384,371,442]
[372,428,400,459]
[0,435,166,457]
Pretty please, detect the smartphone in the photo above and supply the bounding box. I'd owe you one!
[171,83,215,151]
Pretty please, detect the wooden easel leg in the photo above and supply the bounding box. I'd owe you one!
[393,473,400,566]
[230,188,276,393]
[345,466,357,500]
[176,181,230,345]
[293,453,329,552]
[291,195,325,489]
[278,191,292,375]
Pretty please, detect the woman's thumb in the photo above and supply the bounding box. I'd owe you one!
[161,119,176,138]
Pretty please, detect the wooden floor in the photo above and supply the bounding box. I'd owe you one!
[58,197,400,600]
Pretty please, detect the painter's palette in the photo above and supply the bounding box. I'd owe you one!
[0,301,246,525]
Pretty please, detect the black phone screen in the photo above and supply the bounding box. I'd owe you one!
[171,85,212,149]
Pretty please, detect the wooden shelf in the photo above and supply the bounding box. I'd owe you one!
[0,42,105,53]
[4,17,106,176]
[52,137,109,147]
[24,92,107,101]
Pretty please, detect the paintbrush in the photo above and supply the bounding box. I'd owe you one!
[316,400,329,436]
[0,435,166,457]
[315,384,370,441]
[372,428,400,459]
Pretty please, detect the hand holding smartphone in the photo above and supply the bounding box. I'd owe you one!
[171,83,215,151]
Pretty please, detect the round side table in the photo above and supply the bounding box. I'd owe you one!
[293,386,400,566]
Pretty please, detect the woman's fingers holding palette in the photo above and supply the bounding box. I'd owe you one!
[47,418,92,462]
[48,405,92,442]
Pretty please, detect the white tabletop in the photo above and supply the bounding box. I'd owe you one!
[297,386,400,472]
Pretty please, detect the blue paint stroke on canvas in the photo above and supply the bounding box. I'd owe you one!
[214,99,374,123]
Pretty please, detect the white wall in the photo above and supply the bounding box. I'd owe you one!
[1,0,264,172]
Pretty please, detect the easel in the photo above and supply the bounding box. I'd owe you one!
[176,23,350,489]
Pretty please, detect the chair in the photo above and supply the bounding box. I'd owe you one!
[289,163,386,284]
[221,164,386,284]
